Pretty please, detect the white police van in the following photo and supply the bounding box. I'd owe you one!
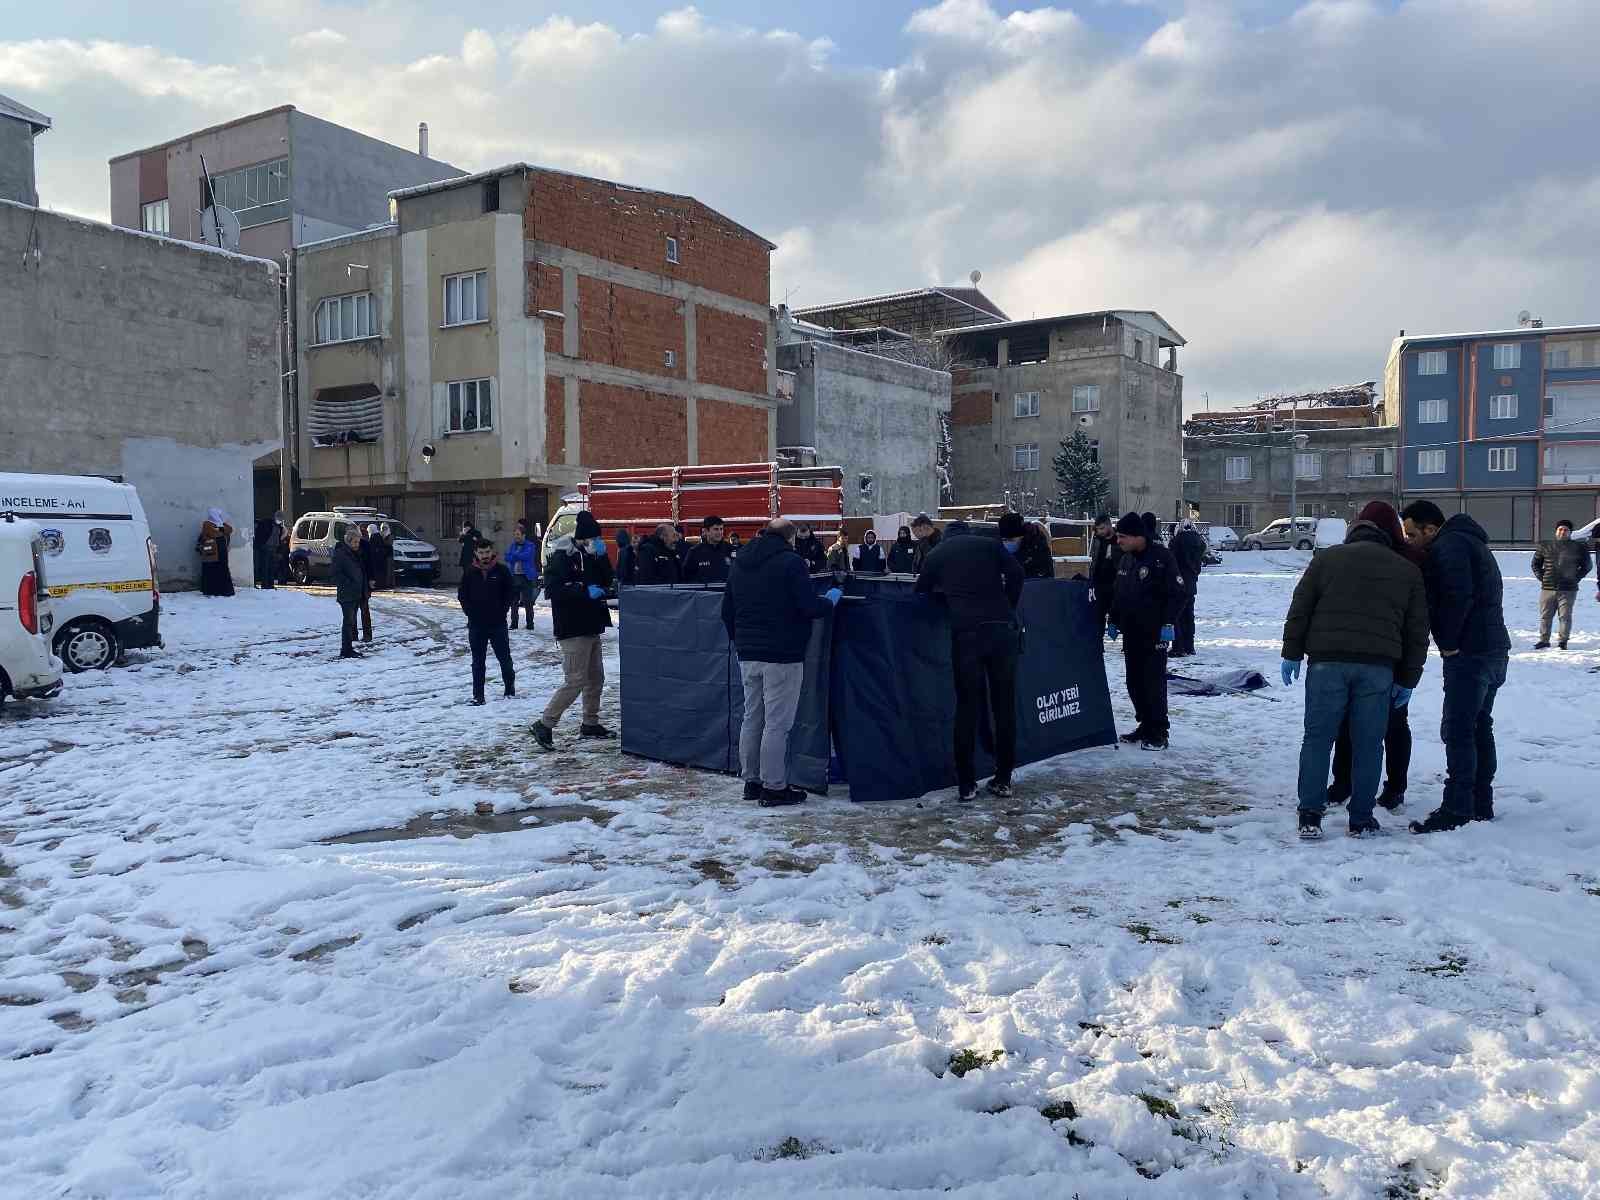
[0,514,64,703]
[0,474,161,672]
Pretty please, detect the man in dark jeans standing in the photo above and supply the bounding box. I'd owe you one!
[916,520,1025,801]
[1107,512,1184,751]
[331,526,367,660]
[1089,514,1120,636]
[1168,520,1207,657]
[458,540,516,705]
[1401,501,1511,833]
[1531,518,1591,649]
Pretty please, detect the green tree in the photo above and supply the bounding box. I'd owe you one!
[1052,431,1110,517]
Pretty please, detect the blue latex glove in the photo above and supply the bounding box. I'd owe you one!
[1281,659,1301,687]
[1159,624,1175,644]
[1105,622,1120,642]
[586,584,605,600]
[824,587,843,605]
[1391,685,1413,709]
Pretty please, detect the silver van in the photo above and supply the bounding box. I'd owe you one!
[1241,517,1318,551]
[288,507,440,585]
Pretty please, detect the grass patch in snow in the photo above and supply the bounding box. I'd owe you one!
[1413,952,1469,977]
[1137,1092,1181,1120]
[1039,1100,1078,1122]
[946,1048,1005,1078]
[757,1136,828,1162]
[1125,922,1181,945]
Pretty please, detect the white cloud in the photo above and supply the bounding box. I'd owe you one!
[289,28,348,53]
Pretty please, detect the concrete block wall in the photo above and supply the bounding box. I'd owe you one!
[0,118,38,206]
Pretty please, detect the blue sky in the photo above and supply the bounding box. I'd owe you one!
[3,0,1593,407]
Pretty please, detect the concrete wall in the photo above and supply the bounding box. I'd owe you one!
[0,117,37,206]
[778,340,948,517]
[1183,425,1400,530]
[0,202,280,587]
[288,110,462,236]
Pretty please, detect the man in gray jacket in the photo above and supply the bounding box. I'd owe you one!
[1531,519,1591,649]
[332,526,368,660]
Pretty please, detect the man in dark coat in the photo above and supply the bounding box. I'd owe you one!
[331,526,368,659]
[793,523,828,574]
[458,541,515,704]
[1281,518,1430,839]
[910,513,942,575]
[1107,512,1185,751]
[457,523,482,574]
[1168,521,1208,657]
[531,512,617,748]
[917,520,1026,800]
[253,514,280,590]
[1141,512,1163,543]
[1401,502,1511,832]
[636,522,683,585]
[614,528,637,587]
[722,520,841,806]
[1089,514,1120,634]
[1531,519,1591,649]
[682,515,734,585]
[887,526,918,574]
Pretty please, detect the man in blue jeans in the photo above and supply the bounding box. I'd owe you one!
[1281,517,1430,839]
[1401,501,1512,833]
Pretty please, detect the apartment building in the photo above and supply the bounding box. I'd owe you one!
[1388,321,1600,541]
[941,310,1185,518]
[0,92,50,206]
[294,165,780,577]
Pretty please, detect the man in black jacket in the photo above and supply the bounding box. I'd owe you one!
[531,512,617,748]
[910,514,942,575]
[722,520,841,806]
[1168,521,1208,657]
[458,541,515,704]
[635,522,682,585]
[1531,519,1591,649]
[682,515,734,584]
[1401,501,1512,833]
[253,514,280,590]
[917,520,1026,800]
[853,529,886,574]
[793,523,828,573]
[1003,514,1054,579]
[1107,512,1185,751]
[331,526,368,659]
[1089,514,1120,634]
[457,523,482,574]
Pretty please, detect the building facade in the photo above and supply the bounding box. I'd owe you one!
[0,93,50,206]
[0,202,280,587]
[295,165,780,578]
[1388,323,1600,541]
[941,311,1185,518]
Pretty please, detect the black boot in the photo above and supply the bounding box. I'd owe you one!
[759,786,806,808]
[504,682,516,699]
[530,720,554,749]
[470,695,486,706]
[743,780,763,803]
[1409,808,1470,835]
[578,723,615,739]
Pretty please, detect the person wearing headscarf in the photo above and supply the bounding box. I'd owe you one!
[854,529,885,574]
[887,525,917,573]
[197,507,235,597]
[253,511,282,590]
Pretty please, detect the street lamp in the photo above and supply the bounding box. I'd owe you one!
[1289,432,1309,547]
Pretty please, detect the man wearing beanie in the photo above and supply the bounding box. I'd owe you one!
[531,510,617,749]
[1531,518,1591,649]
[1107,511,1184,750]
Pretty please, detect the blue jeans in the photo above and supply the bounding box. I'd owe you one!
[1440,653,1508,820]
[1297,661,1393,824]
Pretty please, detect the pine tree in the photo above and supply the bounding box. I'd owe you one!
[1052,431,1110,517]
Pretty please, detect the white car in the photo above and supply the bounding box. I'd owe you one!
[1207,525,1240,552]
[0,515,64,703]
[1313,518,1348,556]
[1572,518,1599,542]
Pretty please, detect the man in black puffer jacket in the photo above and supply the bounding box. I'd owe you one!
[636,523,682,585]
[1168,521,1208,657]
[531,512,617,748]
[1530,519,1591,649]
[1401,502,1511,833]
[457,540,515,704]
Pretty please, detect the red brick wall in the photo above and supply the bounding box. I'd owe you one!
[575,277,685,379]
[524,169,769,307]
[579,382,687,468]
[546,376,566,464]
[951,392,993,427]
[529,262,564,356]
[696,307,766,394]
[697,399,768,463]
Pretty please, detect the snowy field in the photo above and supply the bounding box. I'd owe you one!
[3,554,1599,1199]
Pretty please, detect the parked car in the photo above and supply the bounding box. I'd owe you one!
[289,508,440,585]
[1242,517,1318,551]
[0,472,162,671]
[1206,525,1241,552]
[1312,517,1348,557]
[0,514,64,704]
[1572,518,1599,542]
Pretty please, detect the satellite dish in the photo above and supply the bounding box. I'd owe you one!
[969,269,982,286]
[1077,413,1096,429]
[201,205,241,252]
[1517,309,1532,326]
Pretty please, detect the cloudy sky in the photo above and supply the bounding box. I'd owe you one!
[5,0,1598,408]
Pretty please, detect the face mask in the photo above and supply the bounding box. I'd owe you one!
[1003,539,1022,554]
[590,537,606,555]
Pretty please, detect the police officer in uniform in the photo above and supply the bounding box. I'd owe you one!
[1107,511,1185,751]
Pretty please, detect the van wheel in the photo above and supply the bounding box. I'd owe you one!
[290,559,311,585]
[1246,540,1262,551]
[56,620,120,672]
[1294,539,1314,550]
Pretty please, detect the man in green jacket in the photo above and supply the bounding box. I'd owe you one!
[1531,519,1591,650]
[1281,519,1430,840]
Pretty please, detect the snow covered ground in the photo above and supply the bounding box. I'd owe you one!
[3,555,1599,1199]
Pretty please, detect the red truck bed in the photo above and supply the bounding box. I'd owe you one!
[581,462,843,542]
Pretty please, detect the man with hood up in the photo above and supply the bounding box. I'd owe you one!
[1400,501,1511,833]
[531,512,617,749]
[887,526,918,574]
[854,529,886,574]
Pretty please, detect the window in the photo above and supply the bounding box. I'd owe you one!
[140,198,169,235]
[314,292,376,344]
[1294,452,1322,481]
[307,519,330,540]
[1226,504,1251,529]
[1071,384,1099,412]
[1224,456,1251,482]
[1418,449,1446,475]
[1487,446,1517,473]
[483,179,500,213]
[443,270,489,326]
[1014,391,1040,418]
[1492,343,1521,370]
[447,378,493,433]
[209,157,289,228]
[664,349,677,369]
[1547,348,1570,368]
[1417,351,1448,376]
[1349,448,1393,477]
[1488,394,1518,420]
[1418,398,1448,424]
[666,237,680,264]
[1181,457,1189,479]
[1013,443,1039,472]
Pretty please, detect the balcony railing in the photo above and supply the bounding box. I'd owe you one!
[1543,469,1600,485]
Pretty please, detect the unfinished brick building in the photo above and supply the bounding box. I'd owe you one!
[294,164,778,575]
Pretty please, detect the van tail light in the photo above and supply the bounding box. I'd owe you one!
[147,537,160,605]
[19,572,38,635]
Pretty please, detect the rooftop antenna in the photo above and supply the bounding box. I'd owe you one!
[1517,309,1532,328]
[969,269,982,287]
[196,152,240,251]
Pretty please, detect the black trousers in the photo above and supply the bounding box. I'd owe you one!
[1173,589,1197,655]
[358,590,373,641]
[469,622,514,699]
[951,628,1019,792]
[1123,638,1169,738]
[253,545,276,589]
[339,601,359,655]
[1330,702,1412,799]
